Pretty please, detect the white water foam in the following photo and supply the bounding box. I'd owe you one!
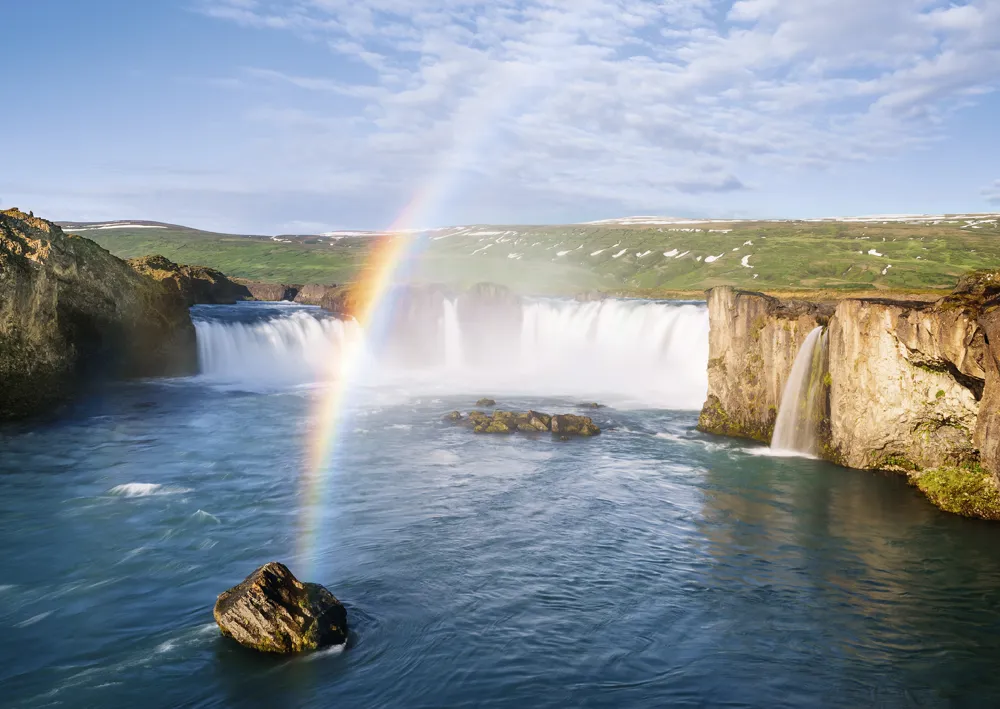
[109,483,192,497]
[194,298,709,409]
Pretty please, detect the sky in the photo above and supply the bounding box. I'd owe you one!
[1,0,999,234]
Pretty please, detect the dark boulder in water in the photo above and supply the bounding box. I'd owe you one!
[476,398,497,407]
[213,562,348,654]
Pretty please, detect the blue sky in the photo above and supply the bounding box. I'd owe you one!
[2,0,999,234]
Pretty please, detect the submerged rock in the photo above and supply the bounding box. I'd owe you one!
[213,562,348,654]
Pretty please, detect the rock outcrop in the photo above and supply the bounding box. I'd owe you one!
[0,209,196,420]
[698,287,835,443]
[826,296,983,470]
[699,276,1000,520]
[233,279,300,302]
[446,409,599,437]
[214,562,348,654]
[127,255,252,306]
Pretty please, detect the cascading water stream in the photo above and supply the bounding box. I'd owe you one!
[771,326,828,456]
[192,298,709,408]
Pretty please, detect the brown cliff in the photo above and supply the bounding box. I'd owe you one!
[0,209,195,419]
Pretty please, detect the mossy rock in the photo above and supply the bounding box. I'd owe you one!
[551,414,600,437]
[213,562,348,654]
[475,398,497,407]
[911,466,1000,521]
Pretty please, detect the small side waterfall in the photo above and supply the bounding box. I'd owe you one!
[771,327,828,456]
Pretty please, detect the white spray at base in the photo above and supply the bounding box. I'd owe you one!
[193,299,709,409]
[771,327,828,456]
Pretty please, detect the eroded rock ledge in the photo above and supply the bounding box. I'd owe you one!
[699,274,1000,520]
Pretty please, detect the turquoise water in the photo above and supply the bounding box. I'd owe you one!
[3,304,1000,708]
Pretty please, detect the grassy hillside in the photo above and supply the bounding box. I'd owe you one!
[66,214,1000,296]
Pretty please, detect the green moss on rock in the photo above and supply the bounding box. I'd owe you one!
[911,465,1000,521]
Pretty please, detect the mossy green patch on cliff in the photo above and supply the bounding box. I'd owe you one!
[911,464,1000,521]
[697,395,774,444]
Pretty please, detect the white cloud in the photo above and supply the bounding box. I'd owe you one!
[191,1,1000,222]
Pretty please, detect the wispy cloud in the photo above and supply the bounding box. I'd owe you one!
[188,1,1000,222]
[984,180,1000,205]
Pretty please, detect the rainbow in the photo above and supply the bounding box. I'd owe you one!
[295,69,523,576]
[295,191,439,577]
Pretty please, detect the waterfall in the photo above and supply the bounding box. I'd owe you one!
[771,327,828,455]
[192,298,709,408]
[195,309,361,384]
[443,299,464,368]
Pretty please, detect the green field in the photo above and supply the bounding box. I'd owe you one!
[66,215,1000,296]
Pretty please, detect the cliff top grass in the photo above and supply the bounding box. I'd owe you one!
[62,214,1000,297]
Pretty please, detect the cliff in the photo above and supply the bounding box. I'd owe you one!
[699,278,1000,520]
[0,209,196,420]
[698,287,835,443]
[128,255,252,306]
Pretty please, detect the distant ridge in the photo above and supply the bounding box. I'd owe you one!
[59,219,192,232]
[584,213,1000,226]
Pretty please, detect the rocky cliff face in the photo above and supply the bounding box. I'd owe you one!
[128,255,253,307]
[234,279,300,303]
[700,276,1000,520]
[826,297,983,470]
[0,209,195,419]
[698,287,835,443]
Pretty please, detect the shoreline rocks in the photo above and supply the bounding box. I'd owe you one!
[214,562,348,654]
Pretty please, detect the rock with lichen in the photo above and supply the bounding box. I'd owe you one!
[550,414,601,437]
[445,408,599,437]
[213,562,348,654]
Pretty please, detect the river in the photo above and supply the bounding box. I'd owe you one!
[2,300,1000,707]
